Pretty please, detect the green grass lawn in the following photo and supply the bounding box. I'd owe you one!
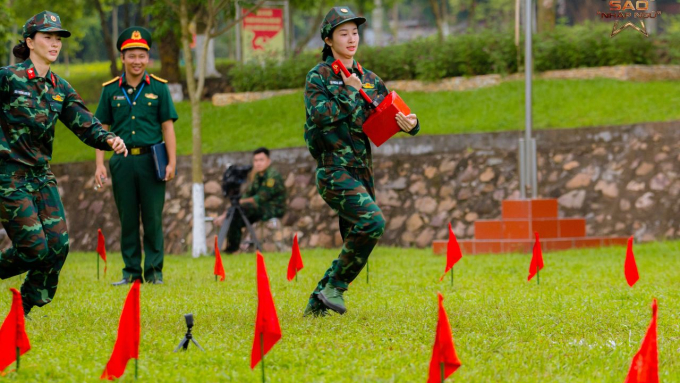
[51,78,680,164]
[0,242,678,382]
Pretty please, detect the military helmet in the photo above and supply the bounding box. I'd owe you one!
[116,27,153,52]
[320,6,366,41]
[23,11,71,38]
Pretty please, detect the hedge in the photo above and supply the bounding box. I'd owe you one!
[228,22,680,92]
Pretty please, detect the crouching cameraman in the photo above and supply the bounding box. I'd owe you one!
[215,147,286,253]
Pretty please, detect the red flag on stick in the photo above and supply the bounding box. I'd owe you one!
[625,298,658,383]
[625,236,639,287]
[214,235,225,282]
[428,292,461,383]
[251,251,281,369]
[287,233,304,281]
[97,228,107,276]
[440,223,463,281]
[0,288,30,373]
[101,280,141,380]
[528,232,544,282]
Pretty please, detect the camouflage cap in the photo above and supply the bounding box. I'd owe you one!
[23,11,71,38]
[320,6,366,41]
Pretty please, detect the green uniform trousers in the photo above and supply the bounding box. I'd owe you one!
[311,166,385,297]
[226,203,263,253]
[109,152,165,282]
[0,164,69,312]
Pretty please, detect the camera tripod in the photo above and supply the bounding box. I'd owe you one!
[174,314,204,352]
[216,195,261,252]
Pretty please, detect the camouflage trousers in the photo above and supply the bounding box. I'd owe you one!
[0,163,69,313]
[311,166,385,296]
[226,202,263,253]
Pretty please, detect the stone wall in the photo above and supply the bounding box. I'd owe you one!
[2,121,678,253]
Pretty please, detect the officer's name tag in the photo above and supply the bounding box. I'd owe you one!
[13,90,31,97]
[113,95,126,100]
[329,80,343,86]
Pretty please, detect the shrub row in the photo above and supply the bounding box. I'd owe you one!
[228,22,680,92]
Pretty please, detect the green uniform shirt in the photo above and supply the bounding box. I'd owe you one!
[95,72,178,147]
[0,58,115,167]
[243,166,286,221]
[304,56,420,169]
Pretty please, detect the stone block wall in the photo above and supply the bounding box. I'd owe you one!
[2,121,678,254]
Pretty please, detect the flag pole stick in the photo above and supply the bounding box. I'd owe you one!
[537,268,540,286]
[16,347,19,371]
[440,362,445,383]
[97,255,100,280]
[366,261,369,284]
[295,268,298,282]
[215,274,217,282]
[451,268,454,287]
[260,332,265,383]
[135,358,138,379]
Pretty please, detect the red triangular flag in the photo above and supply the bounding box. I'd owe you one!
[0,288,30,372]
[287,233,304,281]
[428,292,461,383]
[625,236,639,287]
[101,280,140,380]
[625,298,658,383]
[97,228,107,276]
[528,232,544,281]
[251,251,281,369]
[214,235,225,282]
[440,223,463,281]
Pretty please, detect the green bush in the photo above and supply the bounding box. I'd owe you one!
[226,26,678,92]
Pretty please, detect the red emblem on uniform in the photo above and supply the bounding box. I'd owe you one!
[356,62,364,75]
[119,77,123,87]
[50,73,56,87]
[27,68,35,80]
[144,74,150,85]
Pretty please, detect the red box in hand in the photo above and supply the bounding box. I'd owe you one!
[363,91,411,147]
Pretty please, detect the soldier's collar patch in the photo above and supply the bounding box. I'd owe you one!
[356,62,364,75]
[362,83,374,89]
[144,93,158,100]
[52,94,64,102]
[145,74,151,85]
[13,90,31,97]
[27,68,36,80]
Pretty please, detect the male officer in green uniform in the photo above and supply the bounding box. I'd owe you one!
[214,147,286,253]
[93,27,178,285]
[303,7,420,316]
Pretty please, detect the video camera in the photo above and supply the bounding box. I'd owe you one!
[221,164,253,200]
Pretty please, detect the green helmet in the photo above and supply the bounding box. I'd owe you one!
[23,11,71,38]
[320,6,366,41]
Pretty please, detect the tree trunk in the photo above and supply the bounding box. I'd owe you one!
[372,0,384,46]
[429,0,444,41]
[293,1,326,56]
[160,29,181,83]
[93,0,119,77]
[390,4,399,43]
[537,0,555,32]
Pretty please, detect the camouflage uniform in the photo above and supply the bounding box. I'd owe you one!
[0,13,117,314]
[304,7,421,305]
[226,166,286,252]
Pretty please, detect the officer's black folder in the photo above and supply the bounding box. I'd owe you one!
[151,142,171,181]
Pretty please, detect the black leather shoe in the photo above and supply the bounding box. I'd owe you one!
[111,278,131,286]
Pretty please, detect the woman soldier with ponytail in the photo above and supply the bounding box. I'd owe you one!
[0,11,128,317]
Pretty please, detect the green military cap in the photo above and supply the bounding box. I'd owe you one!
[116,27,152,52]
[320,6,366,40]
[23,11,71,38]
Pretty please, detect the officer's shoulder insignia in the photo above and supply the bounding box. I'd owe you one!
[362,83,374,89]
[102,77,120,87]
[266,178,275,187]
[150,74,168,83]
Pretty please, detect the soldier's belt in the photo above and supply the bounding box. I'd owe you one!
[129,146,151,155]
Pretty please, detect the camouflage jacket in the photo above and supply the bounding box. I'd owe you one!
[243,166,286,220]
[304,56,420,169]
[0,59,115,167]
